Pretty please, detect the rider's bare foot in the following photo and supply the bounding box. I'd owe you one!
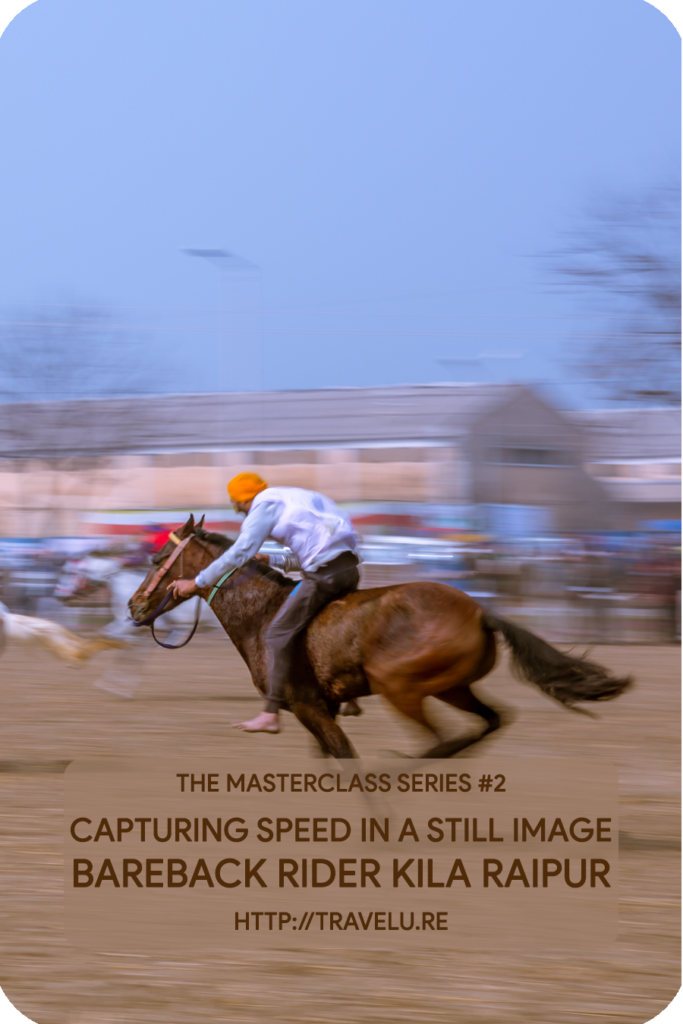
[233,711,280,733]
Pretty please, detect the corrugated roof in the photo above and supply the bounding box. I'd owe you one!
[1,386,680,462]
[568,408,681,460]
[0,384,518,457]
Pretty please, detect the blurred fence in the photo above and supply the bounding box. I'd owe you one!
[358,534,680,644]
[0,530,678,645]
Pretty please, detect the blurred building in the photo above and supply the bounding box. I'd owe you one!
[568,407,681,531]
[0,384,679,538]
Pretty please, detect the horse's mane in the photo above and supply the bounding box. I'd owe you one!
[152,527,294,589]
[195,527,233,553]
[249,558,297,589]
[152,527,232,564]
[196,528,295,589]
[89,547,131,559]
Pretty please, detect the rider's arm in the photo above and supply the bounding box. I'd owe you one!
[194,501,280,588]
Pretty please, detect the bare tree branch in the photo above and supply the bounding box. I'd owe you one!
[546,184,681,405]
[0,304,155,402]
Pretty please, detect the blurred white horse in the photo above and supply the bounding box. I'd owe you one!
[54,554,214,696]
[0,600,121,666]
[54,553,363,714]
[55,554,214,638]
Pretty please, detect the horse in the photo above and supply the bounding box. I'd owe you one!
[0,600,121,667]
[128,515,632,759]
[55,553,214,640]
[54,550,363,705]
[54,552,218,696]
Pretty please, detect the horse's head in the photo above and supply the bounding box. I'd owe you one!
[54,559,94,604]
[128,514,229,623]
[54,555,122,605]
[54,560,80,601]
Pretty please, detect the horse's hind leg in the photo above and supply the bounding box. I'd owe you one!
[421,685,502,758]
[380,689,440,742]
[366,681,444,758]
[291,701,357,759]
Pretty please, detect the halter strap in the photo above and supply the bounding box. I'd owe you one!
[140,535,193,597]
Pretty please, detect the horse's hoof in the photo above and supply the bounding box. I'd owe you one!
[340,700,363,717]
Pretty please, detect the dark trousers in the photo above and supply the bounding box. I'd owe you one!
[264,551,360,712]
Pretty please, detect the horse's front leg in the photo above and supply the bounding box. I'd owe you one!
[290,700,357,759]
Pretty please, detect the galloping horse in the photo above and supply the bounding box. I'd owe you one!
[55,552,215,696]
[0,600,122,667]
[129,516,632,759]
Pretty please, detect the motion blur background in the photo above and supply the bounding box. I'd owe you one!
[0,4,680,1022]
[0,0,679,648]
[0,2,679,638]
[0,383,680,645]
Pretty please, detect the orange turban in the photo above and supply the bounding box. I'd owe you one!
[227,472,268,503]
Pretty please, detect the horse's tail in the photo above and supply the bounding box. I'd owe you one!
[483,611,632,707]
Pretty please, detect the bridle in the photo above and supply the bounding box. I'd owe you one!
[132,530,235,649]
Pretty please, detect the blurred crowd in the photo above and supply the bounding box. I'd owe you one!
[0,526,678,646]
[360,531,680,644]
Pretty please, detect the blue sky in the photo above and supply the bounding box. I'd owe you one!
[0,0,679,405]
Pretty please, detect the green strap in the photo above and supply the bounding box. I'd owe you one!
[207,567,238,607]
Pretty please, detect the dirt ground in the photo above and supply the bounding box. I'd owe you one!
[0,631,679,1024]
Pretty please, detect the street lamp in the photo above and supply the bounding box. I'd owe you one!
[180,248,259,271]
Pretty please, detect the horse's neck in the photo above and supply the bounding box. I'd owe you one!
[208,567,292,659]
[84,557,124,581]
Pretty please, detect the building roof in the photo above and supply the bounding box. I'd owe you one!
[567,408,681,461]
[0,385,680,464]
[0,384,521,457]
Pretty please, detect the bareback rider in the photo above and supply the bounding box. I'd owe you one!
[168,473,360,734]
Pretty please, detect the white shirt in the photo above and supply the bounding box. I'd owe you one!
[194,487,358,588]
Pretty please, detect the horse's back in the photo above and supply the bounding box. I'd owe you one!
[305,579,486,691]
[321,579,482,622]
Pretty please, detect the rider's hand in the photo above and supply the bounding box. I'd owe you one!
[255,553,270,564]
[168,578,199,599]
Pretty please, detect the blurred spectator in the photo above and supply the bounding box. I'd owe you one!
[0,527,678,644]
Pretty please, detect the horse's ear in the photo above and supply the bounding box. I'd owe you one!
[180,514,195,536]
[196,514,205,530]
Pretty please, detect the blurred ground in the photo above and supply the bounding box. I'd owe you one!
[0,635,679,1024]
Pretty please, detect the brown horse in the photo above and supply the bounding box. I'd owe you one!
[128,515,631,759]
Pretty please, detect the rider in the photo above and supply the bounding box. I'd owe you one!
[168,473,360,733]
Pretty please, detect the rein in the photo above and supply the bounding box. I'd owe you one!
[133,531,238,649]
[150,590,202,650]
[207,567,238,606]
